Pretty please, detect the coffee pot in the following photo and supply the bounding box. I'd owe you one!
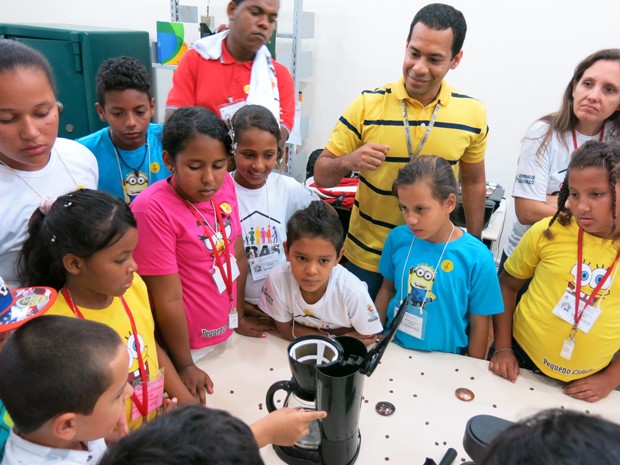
[266,299,407,465]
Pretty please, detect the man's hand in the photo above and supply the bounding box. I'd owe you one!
[347,143,390,172]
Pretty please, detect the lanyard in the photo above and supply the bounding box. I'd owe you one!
[401,100,441,159]
[111,131,151,204]
[60,288,149,417]
[573,228,620,333]
[170,179,235,310]
[571,126,604,151]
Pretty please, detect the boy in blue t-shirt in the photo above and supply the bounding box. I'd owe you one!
[78,56,169,203]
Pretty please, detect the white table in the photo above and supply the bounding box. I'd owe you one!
[197,333,620,464]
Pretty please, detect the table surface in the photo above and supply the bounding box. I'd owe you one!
[197,333,620,465]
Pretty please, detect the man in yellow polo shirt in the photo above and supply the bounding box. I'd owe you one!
[314,3,488,299]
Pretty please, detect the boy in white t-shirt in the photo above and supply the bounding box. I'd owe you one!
[259,201,382,345]
[0,316,133,465]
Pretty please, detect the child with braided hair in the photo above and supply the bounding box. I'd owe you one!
[490,141,620,402]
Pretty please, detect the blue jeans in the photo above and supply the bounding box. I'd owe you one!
[346,261,383,301]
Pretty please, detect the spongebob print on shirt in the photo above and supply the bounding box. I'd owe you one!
[551,259,613,334]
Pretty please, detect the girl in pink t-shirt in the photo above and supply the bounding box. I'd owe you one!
[131,107,248,403]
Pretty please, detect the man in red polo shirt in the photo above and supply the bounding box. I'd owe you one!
[165,0,294,146]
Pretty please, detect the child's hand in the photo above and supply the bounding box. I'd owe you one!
[250,408,328,448]
[563,371,617,402]
[163,396,178,412]
[488,350,520,382]
[178,364,214,405]
[236,315,275,338]
[243,302,272,319]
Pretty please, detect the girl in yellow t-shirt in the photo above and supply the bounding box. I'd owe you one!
[19,189,195,429]
[491,141,620,402]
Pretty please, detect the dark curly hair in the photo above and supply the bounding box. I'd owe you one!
[162,106,233,161]
[96,56,152,106]
[544,141,620,239]
[480,409,620,465]
[407,3,467,58]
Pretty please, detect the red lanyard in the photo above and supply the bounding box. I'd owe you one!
[573,228,620,330]
[170,178,235,309]
[60,288,149,417]
[572,126,604,151]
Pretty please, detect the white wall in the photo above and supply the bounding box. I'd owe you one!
[3,0,618,253]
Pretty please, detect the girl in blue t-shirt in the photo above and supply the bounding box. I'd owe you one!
[375,155,503,358]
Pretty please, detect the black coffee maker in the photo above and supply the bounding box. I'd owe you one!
[266,300,408,465]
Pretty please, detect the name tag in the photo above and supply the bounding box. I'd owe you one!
[212,255,241,294]
[552,290,601,334]
[219,100,246,123]
[249,252,281,281]
[398,303,427,340]
[131,375,164,420]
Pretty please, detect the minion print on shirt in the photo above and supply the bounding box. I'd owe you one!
[407,264,436,307]
[123,170,149,203]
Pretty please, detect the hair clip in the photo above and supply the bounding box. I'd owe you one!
[64,202,72,208]
[50,235,56,243]
[38,197,56,215]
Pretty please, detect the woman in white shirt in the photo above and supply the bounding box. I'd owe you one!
[501,49,620,270]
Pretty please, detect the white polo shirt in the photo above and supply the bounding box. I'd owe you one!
[1,430,106,465]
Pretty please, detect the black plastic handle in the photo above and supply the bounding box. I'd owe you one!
[265,379,296,412]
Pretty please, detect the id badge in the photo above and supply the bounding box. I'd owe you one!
[249,252,281,281]
[560,336,575,360]
[211,264,227,294]
[229,307,239,329]
[219,100,246,124]
[398,302,427,340]
[131,370,165,420]
[229,255,240,281]
[552,291,601,334]
[211,255,241,294]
